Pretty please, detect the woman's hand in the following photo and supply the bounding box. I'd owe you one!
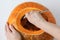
[25,10,60,40]
[25,10,46,27]
[5,23,22,40]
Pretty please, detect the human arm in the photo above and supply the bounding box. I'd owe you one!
[25,10,60,40]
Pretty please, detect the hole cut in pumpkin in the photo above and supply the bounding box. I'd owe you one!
[21,15,40,31]
[21,11,48,31]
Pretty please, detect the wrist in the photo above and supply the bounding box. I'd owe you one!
[34,20,47,29]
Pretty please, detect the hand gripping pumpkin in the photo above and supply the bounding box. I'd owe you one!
[7,2,56,40]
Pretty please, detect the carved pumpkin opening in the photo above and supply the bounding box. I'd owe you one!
[21,12,48,31]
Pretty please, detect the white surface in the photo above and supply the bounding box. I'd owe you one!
[0,0,60,40]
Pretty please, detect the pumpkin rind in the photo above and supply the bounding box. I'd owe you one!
[7,2,56,40]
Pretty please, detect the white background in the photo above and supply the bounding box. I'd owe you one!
[0,0,60,40]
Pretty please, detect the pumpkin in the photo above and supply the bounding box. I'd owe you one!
[7,2,56,40]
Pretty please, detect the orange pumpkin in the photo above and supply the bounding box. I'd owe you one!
[7,2,56,40]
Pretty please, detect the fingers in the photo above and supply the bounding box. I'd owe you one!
[5,23,11,33]
[25,10,34,17]
[25,13,31,21]
[25,10,40,17]
[5,23,17,33]
[25,10,38,19]
[9,25,16,33]
[25,13,29,17]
